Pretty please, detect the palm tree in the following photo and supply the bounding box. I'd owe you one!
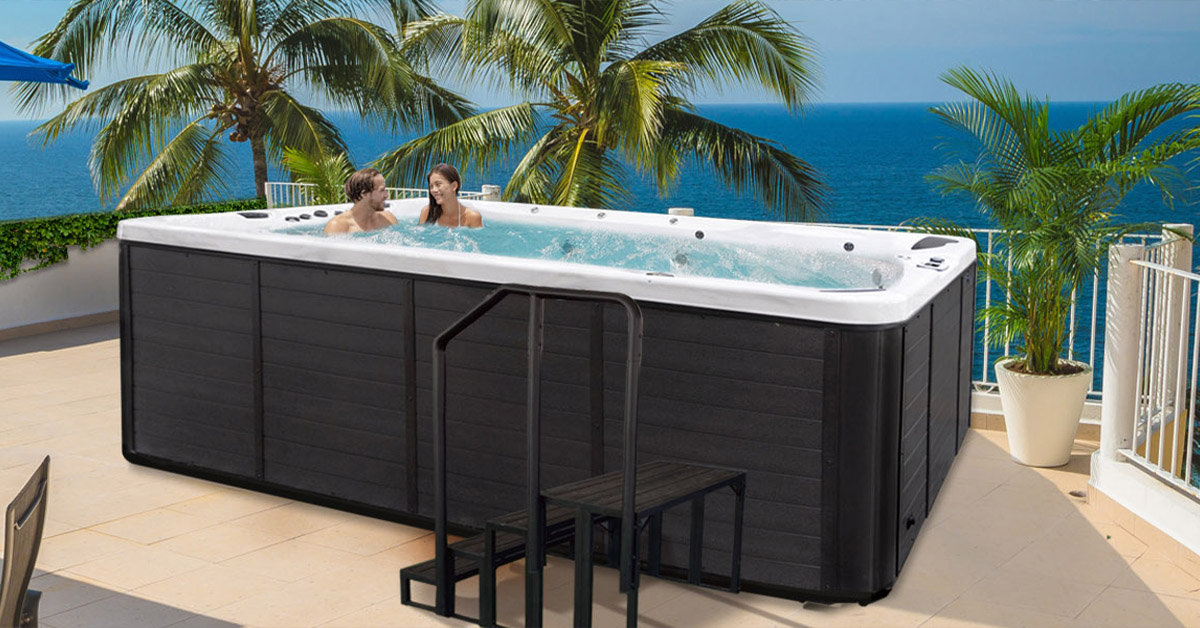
[378,0,823,220]
[920,67,1200,375]
[15,0,472,210]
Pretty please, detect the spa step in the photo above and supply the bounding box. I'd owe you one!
[542,460,745,517]
[398,504,578,619]
[542,460,747,628]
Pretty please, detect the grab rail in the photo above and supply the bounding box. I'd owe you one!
[430,284,644,626]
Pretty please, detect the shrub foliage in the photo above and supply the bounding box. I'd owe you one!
[0,199,266,281]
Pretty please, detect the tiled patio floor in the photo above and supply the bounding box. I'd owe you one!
[3,323,1200,627]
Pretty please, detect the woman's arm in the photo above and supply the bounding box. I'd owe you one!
[418,205,430,223]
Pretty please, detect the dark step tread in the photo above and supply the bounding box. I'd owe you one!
[543,460,744,517]
[487,503,576,533]
[402,512,583,584]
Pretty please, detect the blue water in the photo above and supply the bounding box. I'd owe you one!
[282,217,903,290]
[4,103,1195,228]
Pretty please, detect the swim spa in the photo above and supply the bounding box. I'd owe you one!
[118,198,976,603]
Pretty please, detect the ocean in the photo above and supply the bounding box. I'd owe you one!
[2,103,1195,228]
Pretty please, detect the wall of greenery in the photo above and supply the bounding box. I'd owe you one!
[0,199,266,281]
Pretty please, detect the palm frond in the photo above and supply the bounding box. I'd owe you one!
[70,65,220,203]
[373,103,538,187]
[282,145,355,204]
[505,127,567,204]
[655,107,823,221]
[594,59,680,157]
[549,137,628,209]
[258,90,348,164]
[634,0,818,110]
[113,119,236,211]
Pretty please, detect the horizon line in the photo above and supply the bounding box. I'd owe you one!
[0,99,1117,123]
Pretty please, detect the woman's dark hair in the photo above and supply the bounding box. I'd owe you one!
[345,168,382,203]
[424,163,462,224]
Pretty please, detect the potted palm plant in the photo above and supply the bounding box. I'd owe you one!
[916,67,1200,467]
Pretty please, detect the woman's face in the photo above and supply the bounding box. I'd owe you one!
[429,173,459,204]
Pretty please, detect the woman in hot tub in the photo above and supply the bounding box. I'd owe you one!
[418,163,483,228]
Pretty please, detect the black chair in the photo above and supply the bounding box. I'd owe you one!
[0,456,49,628]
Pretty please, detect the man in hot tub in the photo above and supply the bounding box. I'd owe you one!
[323,168,398,234]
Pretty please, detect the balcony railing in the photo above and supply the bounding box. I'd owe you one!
[264,181,488,209]
[1123,234,1200,498]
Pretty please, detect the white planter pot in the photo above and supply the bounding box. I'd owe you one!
[995,359,1093,467]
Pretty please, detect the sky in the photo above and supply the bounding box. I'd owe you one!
[2,0,1200,119]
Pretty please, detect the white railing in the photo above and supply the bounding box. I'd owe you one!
[817,222,1166,398]
[1120,228,1200,498]
[264,181,492,209]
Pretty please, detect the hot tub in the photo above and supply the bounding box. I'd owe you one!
[118,199,976,603]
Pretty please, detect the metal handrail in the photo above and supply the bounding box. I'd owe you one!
[430,284,643,626]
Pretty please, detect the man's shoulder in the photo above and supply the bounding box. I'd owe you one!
[324,213,350,233]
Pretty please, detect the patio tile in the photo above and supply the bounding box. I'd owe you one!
[166,489,291,522]
[643,586,798,627]
[298,516,428,556]
[65,545,209,590]
[998,513,1130,586]
[93,508,217,544]
[1069,586,1187,627]
[971,480,1080,520]
[220,538,361,582]
[916,502,1061,575]
[205,581,370,627]
[959,567,1106,618]
[789,585,951,628]
[155,521,290,563]
[960,428,1014,459]
[28,572,121,617]
[1160,592,1200,625]
[36,529,141,572]
[1111,556,1200,598]
[228,501,347,538]
[135,563,288,613]
[318,595,468,627]
[43,592,196,628]
[370,532,437,566]
[922,598,1070,627]
[162,615,241,628]
[41,517,84,539]
[1086,520,1148,559]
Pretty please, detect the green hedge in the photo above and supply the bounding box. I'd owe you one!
[0,199,267,281]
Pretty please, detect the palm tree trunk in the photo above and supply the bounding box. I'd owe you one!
[251,134,268,199]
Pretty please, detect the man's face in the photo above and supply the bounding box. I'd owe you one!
[368,174,388,211]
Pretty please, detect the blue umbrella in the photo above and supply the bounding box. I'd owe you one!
[0,40,88,89]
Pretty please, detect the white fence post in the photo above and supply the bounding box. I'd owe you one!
[481,185,502,201]
[1163,224,1195,420]
[1101,243,1147,462]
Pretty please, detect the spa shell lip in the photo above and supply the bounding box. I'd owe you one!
[117,198,977,326]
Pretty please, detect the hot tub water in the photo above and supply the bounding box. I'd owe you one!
[280,218,902,291]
